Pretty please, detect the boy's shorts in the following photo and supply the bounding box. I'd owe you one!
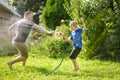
[12,41,28,58]
[70,46,81,59]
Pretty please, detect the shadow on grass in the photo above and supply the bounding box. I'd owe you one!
[47,70,81,77]
[25,66,49,74]
[25,66,80,77]
[48,69,118,79]
[80,69,117,79]
[25,65,119,79]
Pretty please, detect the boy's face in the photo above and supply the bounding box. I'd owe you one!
[70,25,77,31]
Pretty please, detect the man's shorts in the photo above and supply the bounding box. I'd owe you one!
[12,41,28,58]
[70,46,81,59]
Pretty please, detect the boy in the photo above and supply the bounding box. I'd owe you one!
[63,18,86,71]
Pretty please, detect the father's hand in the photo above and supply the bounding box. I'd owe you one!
[48,31,54,35]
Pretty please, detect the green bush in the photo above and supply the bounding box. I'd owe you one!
[30,24,72,58]
[64,0,120,59]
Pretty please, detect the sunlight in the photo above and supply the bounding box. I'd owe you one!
[85,0,90,2]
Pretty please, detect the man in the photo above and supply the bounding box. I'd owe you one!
[7,11,54,70]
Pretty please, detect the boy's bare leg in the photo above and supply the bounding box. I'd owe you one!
[71,59,80,71]
[7,55,26,70]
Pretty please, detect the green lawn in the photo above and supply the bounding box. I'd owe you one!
[0,53,120,80]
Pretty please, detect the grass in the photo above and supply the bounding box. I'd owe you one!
[0,53,120,80]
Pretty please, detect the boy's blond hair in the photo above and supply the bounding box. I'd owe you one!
[69,21,78,27]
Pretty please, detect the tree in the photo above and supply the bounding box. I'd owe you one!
[4,0,11,5]
[10,0,46,24]
[64,0,120,59]
[15,0,25,16]
[41,0,70,29]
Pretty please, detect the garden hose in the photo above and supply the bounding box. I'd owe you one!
[46,46,66,76]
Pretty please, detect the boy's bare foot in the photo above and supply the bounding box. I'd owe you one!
[7,61,13,70]
[73,68,80,71]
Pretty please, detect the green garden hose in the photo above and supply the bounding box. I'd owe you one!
[46,46,66,76]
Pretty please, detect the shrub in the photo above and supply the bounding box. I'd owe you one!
[64,0,120,59]
[29,24,72,58]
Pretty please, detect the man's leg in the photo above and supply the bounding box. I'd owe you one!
[7,41,28,70]
[7,55,26,70]
[22,58,27,66]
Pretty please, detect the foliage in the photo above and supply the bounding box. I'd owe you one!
[47,24,71,58]
[64,0,120,59]
[29,24,71,58]
[41,0,70,29]
[8,0,46,24]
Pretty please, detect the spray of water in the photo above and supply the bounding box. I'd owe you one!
[0,16,21,56]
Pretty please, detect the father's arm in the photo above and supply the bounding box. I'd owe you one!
[8,24,15,31]
[8,23,15,39]
[33,24,54,34]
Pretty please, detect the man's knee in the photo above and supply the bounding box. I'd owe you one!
[24,55,28,59]
[21,55,28,60]
[21,53,28,59]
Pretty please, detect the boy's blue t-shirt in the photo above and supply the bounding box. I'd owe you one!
[70,28,83,48]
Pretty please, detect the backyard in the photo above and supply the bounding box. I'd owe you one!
[0,53,120,80]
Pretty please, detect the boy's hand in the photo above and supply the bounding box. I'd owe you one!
[59,32,72,43]
[80,17,86,30]
[80,17,84,22]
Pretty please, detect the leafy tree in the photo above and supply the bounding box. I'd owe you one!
[4,0,12,6]
[15,0,25,16]
[64,0,120,59]
[41,0,70,29]
[11,0,46,24]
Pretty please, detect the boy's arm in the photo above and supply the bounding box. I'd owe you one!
[59,32,72,43]
[33,24,54,35]
[80,17,86,30]
[62,35,72,44]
